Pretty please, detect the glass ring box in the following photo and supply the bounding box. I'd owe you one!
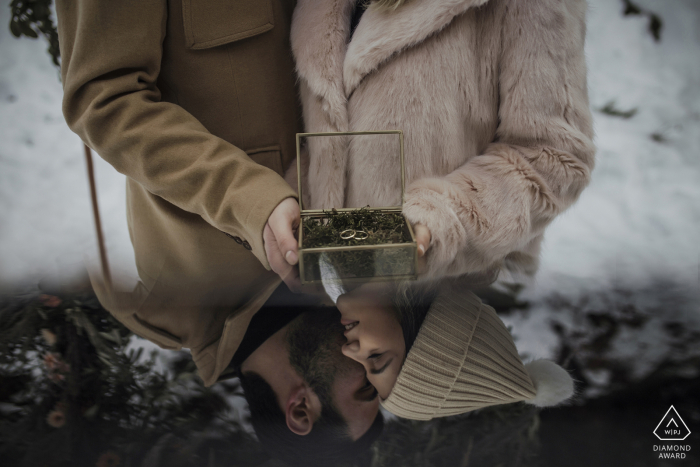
[296,131,418,285]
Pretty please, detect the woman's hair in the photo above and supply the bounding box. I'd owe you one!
[391,281,437,354]
[369,0,410,11]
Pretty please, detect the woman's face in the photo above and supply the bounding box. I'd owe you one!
[336,283,406,400]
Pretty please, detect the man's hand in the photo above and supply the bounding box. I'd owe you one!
[264,197,301,291]
[413,223,431,274]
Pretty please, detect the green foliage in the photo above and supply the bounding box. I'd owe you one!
[9,0,60,66]
[622,0,663,42]
[0,291,267,467]
[301,208,415,282]
[599,100,638,119]
[302,207,410,248]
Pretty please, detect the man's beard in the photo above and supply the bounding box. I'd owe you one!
[286,307,350,412]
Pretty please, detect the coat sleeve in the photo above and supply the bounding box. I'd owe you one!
[403,0,595,279]
[55,0,297,269]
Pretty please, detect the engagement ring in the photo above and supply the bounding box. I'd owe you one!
[340,229,356,240]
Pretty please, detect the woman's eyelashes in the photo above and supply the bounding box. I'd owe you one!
[368,352,384,361]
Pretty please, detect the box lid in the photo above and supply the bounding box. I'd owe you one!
[296,130,405,214]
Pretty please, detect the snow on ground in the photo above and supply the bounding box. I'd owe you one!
[0,1,699,385]
[532,0,700,295]
[0,1,137,292]
[500,0,700,383]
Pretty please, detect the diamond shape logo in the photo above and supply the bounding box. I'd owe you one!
[654,406,691,441]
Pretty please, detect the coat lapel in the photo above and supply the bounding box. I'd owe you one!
[291,0,355,131]
[291,0,491,209]
[343,0,491,96]
[292,0,492,125]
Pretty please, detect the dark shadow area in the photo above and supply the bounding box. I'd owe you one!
[2,282,698,467]
[539,376,699,467]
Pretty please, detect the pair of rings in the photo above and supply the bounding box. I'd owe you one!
[340,229,369,240]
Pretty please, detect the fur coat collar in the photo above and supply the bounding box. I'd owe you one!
[291,0,491,129]
[290,0,595,279]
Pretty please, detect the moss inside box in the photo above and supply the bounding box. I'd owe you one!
[300,207,415,281]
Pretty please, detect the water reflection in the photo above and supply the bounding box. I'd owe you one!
[1,277,698,466]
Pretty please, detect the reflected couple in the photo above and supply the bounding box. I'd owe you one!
[227,273,574,464]
[333,280,574,420]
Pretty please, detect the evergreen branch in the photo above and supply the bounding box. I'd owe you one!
[9,0,60,67]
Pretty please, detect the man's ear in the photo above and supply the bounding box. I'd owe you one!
[285,385,320,436]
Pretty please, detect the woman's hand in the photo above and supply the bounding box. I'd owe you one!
[413,223,431,256]
[413,223,431,274]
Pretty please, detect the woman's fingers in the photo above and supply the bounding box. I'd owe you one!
[413,223,431,257]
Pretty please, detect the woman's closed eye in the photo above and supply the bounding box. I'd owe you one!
[367,354,393,375]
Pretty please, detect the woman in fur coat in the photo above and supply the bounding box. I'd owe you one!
[290,0,595,280]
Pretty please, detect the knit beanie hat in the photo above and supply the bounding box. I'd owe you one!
[380,287,574,420]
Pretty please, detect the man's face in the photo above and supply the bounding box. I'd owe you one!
[287,308,380,440]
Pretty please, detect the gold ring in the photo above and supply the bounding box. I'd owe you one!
[354,230,369,240]
[340,229,356,240]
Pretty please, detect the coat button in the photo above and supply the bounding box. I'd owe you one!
[242,240,252,251]
[223,232,244,244]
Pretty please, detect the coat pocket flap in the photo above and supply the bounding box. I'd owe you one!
[247,146,283,176]
[182,0,274,50]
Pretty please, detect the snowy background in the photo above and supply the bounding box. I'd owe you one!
[1,1,699,391]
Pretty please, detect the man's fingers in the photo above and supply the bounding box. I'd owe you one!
[272,222,298,265]
[263,222,287,274]
[265,220,301,292]
[413,224,431,257]
[268,198,300,265]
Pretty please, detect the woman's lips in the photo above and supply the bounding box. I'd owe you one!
[343,321,359,334]
[340,318,356,326]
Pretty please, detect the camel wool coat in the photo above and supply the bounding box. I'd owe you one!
[291,0,596,279]
[57,0,301,386]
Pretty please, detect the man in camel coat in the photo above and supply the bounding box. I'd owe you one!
[55,0,381,456]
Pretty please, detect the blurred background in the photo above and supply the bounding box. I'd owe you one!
[1,0,698,466]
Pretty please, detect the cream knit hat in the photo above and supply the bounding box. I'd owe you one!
[381,286,574,420]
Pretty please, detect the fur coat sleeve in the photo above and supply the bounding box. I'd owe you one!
[402,0,596,279]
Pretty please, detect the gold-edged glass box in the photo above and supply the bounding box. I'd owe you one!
[296,131,417,284]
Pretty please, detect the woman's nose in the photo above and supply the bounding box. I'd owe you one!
[342,339,360,358]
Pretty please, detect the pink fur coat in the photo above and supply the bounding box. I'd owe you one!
[290,0,596,279]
